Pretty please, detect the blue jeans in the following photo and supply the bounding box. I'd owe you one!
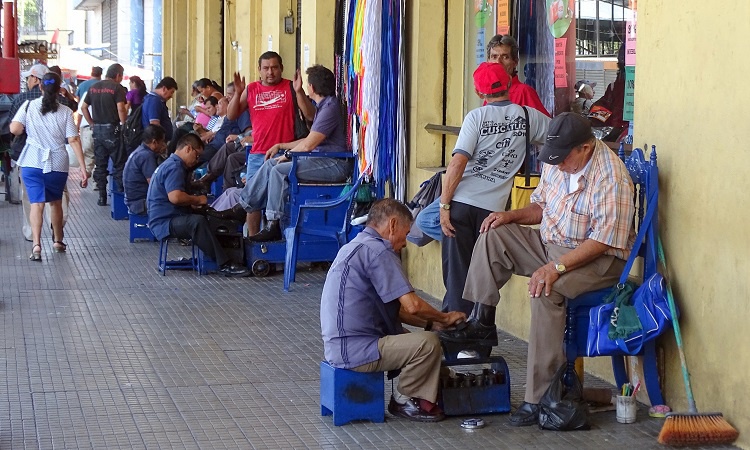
[415,199,442,242]
[239,156,351,221]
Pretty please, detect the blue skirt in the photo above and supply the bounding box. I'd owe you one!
[21,167,68,203]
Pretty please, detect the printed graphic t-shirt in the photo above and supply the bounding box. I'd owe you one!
[87,79,126,124]
[245,80,295,155]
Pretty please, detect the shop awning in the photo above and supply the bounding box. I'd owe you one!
[57,48,155,83]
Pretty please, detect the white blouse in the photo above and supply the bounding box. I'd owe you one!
[12,98,78,173]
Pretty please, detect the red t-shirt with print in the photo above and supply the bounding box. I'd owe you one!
[246,79,295,154]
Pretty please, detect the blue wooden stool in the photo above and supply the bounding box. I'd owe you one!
[110,191,128,220]
[129,214,156,242]
[158,238,198,275]
[320,361,384,426]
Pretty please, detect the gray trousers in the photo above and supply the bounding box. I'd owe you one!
[239,156,351,221]
[463,223,624,403]
[351,331,443,403]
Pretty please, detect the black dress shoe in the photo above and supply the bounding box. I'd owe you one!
[387,396,445,423]
[219,264,251,277]
[206,204,247,222]
[509,402,540,427]
[438,320,498,346]
[247,223,282,242]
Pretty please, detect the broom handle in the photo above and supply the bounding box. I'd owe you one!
[657,235,698,413]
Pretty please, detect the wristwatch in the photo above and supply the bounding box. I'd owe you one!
[554,262,567,274]
[284,149,293,159]
[439,202,451,210]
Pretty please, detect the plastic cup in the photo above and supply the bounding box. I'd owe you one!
[616,395,637,424]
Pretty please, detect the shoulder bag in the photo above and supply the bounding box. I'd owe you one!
[585,187,675,357]
[10,100,30,161]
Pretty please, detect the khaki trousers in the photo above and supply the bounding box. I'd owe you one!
[463,223,624,403]
[352,331,442,403]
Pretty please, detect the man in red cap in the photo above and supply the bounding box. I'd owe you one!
[438,62,550,320]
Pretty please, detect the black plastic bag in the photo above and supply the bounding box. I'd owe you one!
[538,364,590,431]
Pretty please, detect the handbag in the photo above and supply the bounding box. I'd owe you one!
[510,106,540,210]
[538,364,590,431]
[585,187,675,357]
[10,100,30,161]
[289,81,310,140]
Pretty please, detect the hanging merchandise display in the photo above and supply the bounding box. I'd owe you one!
[335,0,407,200]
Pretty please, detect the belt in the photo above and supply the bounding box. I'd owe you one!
[81,125,91,129]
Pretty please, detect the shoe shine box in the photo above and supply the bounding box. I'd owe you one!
[439,360,511,415]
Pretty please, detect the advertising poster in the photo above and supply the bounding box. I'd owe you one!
[497,0,510,35]
[623,66,635,122]
[625,18,637,66]
[554,38,567,88]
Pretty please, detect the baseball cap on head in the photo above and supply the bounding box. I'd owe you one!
[473,62,511,96]
[21,64,49,79]
[575,79,597,91]
[538,112,593,165]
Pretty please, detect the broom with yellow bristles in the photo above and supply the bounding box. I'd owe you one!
[656,236,739,446]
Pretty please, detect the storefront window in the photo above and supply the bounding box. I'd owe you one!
[575,0,633,57]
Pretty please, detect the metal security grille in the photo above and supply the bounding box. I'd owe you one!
[102,0,118,57]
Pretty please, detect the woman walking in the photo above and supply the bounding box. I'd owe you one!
[10,72,88,261]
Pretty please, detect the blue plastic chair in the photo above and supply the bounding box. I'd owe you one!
[564,144,663,406]
[283,172,365,291]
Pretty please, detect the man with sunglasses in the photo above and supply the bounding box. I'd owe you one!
[147,133,251,277]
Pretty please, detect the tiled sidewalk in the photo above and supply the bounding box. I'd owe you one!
[0,178,735,449]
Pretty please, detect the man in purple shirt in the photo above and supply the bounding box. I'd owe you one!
[320,199,466,422]
[208,65,352,240]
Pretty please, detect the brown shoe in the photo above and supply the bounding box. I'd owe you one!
[387,396,445,422]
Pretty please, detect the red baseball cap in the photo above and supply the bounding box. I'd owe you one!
[473,62,511,96]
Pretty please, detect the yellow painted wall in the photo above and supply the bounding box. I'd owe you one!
[634,2,750,446]
[299,1,335,85]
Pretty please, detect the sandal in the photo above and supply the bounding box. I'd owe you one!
[29,244,42,261]
[53,241,67,253]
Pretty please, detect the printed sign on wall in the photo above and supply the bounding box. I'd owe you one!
[623,66,635,122]
[554,38,567,88]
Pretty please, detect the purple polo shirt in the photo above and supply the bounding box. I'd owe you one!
[310,95,346,153]
[320,227,413,369]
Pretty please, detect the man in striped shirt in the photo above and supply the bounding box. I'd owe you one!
[440,113,635,426]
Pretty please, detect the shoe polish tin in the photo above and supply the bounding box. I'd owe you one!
[460,418,486,430]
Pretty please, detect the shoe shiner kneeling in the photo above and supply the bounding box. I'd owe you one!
[320,199,466,422]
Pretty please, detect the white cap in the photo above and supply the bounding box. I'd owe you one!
[21,64,49,79]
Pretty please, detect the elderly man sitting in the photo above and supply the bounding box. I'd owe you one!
[209,65,351,240]
[321,199,466,422]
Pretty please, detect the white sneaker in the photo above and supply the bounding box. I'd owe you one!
[457,350,480,359]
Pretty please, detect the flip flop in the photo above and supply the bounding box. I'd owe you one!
[648,404,671,418]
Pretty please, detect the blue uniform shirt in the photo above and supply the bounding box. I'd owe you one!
[141,92,173,140]
[147,154,190,240]
[123,144,159,214]
[320,227,413,369]
[311,96,347,153]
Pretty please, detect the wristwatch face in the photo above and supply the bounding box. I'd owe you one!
[555,263,566,273]
[439,203,450,210]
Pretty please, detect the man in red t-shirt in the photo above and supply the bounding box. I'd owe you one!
[227,51,315,182]
[486,35,550,117]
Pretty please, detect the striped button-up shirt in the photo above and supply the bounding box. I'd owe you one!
[530,139,635,260]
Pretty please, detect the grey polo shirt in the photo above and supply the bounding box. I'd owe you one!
[320,227,413,369]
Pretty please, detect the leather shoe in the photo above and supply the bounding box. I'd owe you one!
[219,263,251,277]
[206,204,247,222]
[509,402,540,427]
[247,223,282,242]
[438,320,498,346]
[387,396,445,422]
